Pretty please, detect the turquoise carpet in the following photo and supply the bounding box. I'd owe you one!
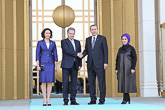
[29,97,165,110]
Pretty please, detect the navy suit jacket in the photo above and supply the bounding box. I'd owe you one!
[61,38,82,70]
[36,39,58,64]
[82,35,108,69]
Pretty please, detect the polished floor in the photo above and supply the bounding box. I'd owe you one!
[0,97,165,110]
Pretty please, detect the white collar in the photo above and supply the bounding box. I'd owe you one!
[92,35,97,41]
[68,38,74,41]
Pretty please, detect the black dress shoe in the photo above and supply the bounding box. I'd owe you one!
[43,104,47,106]
[98,101,105,104]
[71,102,79,105]
[48,103,51,106]
[88,101,96,105]
[63,102,68,105]
[121,100,130,104]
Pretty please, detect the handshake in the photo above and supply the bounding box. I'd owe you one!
[78,52,83,58]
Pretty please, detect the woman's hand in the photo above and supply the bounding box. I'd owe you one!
[55,65,57,72]
[115,70,118,75]
[104,64,108,70]
[37,66,41,71]
[131,69,135,74]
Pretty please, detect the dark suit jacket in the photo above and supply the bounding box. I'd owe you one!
[36,39,58,64]
[61,38,82,70]
[82,35,108,69]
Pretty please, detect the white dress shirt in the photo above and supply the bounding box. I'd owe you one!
[46,43,49,49]
[69,38,76,51]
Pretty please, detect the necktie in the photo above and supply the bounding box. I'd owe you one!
[92,37,95,50]
[71,40,76,61]
[71,40,76,51]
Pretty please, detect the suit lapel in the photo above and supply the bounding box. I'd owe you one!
[93,35,100,50]
[43,39,53,50]
[89,36,92,50]
[42,39,47,49]
[74,40,78,52]
[49,40,53,50]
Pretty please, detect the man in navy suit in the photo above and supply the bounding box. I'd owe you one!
[79,25,108,105]
[61,27,82,105]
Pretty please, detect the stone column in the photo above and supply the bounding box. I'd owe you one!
[138,0,159,97]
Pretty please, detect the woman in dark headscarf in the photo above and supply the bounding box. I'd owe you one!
[115,33,137,104]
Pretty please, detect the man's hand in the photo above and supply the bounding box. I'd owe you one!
[115,70,118,75]
[104,64,108,70]
[78,52,83,58]
[78,66,81,71]
[131,69,135,74]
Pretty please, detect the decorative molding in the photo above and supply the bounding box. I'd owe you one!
[2,0,6,100]
[13,0,17,99]
[24,0,29,99]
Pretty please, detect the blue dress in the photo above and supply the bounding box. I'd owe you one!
[36,39,58,82]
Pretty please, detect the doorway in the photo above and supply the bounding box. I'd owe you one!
[30,0,96,98]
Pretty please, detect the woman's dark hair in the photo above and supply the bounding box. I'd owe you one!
[41,28,53,39]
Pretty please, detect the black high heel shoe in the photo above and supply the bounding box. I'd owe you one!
[43,103,47,106]
[43,100,47,106]
[48,103,51,106]
[46,101,51,106]
[121,100,130,104]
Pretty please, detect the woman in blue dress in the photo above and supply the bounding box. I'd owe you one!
[36,28,58,106]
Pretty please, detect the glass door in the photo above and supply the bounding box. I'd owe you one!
[31,0,95,97]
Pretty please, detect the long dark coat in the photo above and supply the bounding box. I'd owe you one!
[116,45,137,93]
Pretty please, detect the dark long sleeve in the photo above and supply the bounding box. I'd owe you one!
[78,41,82,67]
[115,49,119,70]
[82,38,88,58]
[131,47,137,70]
[36,41,41,61]
[61,40,77,57]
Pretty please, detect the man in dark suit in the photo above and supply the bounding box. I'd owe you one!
[79,24,108,105]
[61,27,82,105]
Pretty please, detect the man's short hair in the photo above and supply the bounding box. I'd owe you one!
[67,27,75,33]
[90,24,98,30]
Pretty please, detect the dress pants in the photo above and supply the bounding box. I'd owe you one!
[62,62,78,103]
[88,61,106,102]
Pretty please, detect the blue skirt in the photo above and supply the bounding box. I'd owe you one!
[39,63,55,82]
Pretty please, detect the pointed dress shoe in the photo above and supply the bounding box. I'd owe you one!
[71,102,79,105]
[63,102,68,105]
[88,101,96,105]
[98,101,105,104]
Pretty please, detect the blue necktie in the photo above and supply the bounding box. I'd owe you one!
[92,37,95,50]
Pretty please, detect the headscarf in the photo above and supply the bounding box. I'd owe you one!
[121,33,130,46]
